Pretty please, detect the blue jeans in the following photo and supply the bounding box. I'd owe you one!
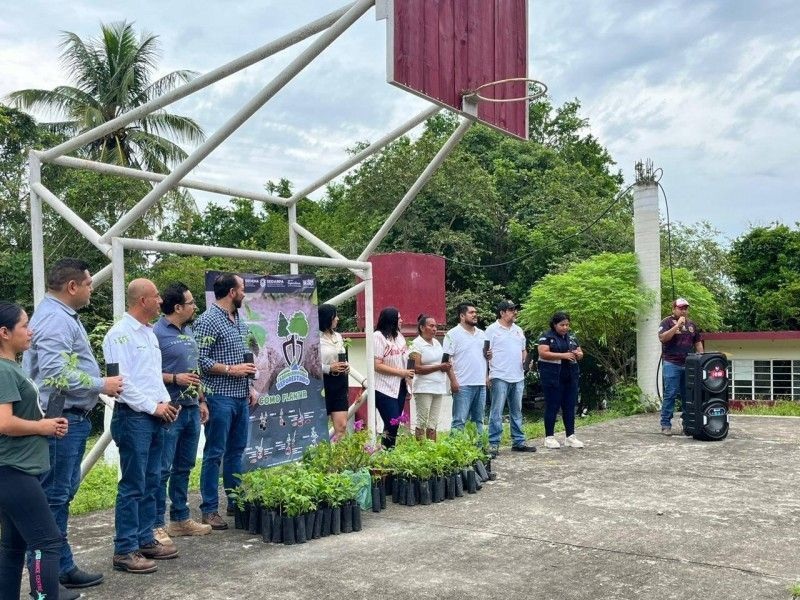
[200,395,249,515]
[661,360,686,427]
[488,379,525,447]
[110,407,164,555]
[451,385,486,434]
[155,406,201,527]
[39,410,91,575]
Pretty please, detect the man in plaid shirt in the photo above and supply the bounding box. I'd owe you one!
[193,273,256,530]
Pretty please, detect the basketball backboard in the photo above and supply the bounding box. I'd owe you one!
[381,0,529,140]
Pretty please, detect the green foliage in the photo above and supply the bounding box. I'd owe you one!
[733,401,800,417]
[6,21,204,174]
[728,223,800,330]
[518,252,720,385]
[70,461,119,516]
[790,581,800,598]
[607,381,647,416]
[42,351,93,392]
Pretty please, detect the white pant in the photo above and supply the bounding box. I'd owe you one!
[414,393,443,430]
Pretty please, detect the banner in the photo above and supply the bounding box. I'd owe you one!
[204,271,328,470]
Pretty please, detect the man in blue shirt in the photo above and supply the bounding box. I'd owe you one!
[193,273,256,530]
[23,258,123,594]
[153,283,211,545]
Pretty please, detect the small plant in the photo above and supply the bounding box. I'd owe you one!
[790,582,800,600]
[607,381,645,416]
[43,351,93,393]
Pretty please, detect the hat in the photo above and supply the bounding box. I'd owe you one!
[673,298,690,308]
[496,300,517,312]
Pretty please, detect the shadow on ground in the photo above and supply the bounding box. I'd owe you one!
[39,414,800,600]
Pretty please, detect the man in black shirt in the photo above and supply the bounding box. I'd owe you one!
[657,298,703,435]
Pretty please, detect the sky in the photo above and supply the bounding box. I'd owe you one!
[1,0,798,243]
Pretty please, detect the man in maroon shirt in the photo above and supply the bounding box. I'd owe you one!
[657,298,704,435]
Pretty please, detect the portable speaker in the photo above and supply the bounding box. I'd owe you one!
[682,352,729,441]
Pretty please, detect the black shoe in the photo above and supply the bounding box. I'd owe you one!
[511,444,537,453]
[60,566,104,589]
[489,446,499,459]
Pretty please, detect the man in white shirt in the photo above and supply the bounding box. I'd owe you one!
[486,300,535,456]
[442,303,490,433]
[102,279,180,574]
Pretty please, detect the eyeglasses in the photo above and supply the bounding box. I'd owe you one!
[180,300,196,306]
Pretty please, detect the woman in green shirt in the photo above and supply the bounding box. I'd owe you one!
[0,302,67,600]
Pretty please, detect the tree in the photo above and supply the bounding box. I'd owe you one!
[6,21,204,174]
[516,253,721,387]
[728,223,800,330]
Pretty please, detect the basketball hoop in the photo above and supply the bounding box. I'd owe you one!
[462,77,547,104]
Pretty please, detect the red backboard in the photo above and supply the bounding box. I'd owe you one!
[384,0,529,140]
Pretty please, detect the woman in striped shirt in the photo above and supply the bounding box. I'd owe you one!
[373,307,414,448]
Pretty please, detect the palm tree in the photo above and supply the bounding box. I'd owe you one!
[6,21,205,174]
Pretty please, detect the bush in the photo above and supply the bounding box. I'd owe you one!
[607,381,646,415]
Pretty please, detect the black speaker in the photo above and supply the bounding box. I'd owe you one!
[682,352,729,441]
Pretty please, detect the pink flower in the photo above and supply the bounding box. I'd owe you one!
[331,433,341,443]
[354,419,364,432]
[363,443,377,455]
[389,416,399,426]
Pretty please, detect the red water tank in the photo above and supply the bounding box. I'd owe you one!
[356,252,446,334]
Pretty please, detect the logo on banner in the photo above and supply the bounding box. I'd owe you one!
[276,310,310,390]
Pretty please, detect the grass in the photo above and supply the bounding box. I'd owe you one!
[734,401,800,417]
[71,409,628,515]
[790,582,800,599]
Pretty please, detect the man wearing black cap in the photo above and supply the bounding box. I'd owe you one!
[657,298,703,435]
[486,300,536,456]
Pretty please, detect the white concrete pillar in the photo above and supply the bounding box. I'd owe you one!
[633,181,661,405]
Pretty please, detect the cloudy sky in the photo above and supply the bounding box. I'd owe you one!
[1,0,798,242]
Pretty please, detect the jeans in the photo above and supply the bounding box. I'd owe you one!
[661,360,686,428]
[37,410,91,576]
[451,385,486,434]
[0,466,62,600]
[488,379,525,447]
[375,381,407,449]
[200,395,249,515]
[155,406,201,527]
[110,407,164,555]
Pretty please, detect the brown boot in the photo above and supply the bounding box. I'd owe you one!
[167,519,212,537]
[113,552,157,574]
[426,428,437,441]
[138,540,178,560]
[202,512,229,530]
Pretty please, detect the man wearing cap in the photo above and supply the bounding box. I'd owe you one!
[657,298,703,435]
[486,300,536,457]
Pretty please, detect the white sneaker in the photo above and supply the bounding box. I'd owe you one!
[544,436,560,449]
[154,527,173,545]
[564,434,585,448]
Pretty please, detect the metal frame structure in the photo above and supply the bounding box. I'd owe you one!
[27,1,480,476]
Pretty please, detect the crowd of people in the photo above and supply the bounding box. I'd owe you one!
[0,256,701,599]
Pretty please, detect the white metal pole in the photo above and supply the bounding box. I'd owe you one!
[119,238,370,271]
[363,265,376,442]
[44,155,288,206]
[90,263,114,288]
[287,105,441,204]
[293,222,349,261]
[32,183,112,256]
[99,0,375,244]
[288,203,299,275]
[39,4,356,162]
[29,152,45,307]
[359,117,473,261]
[634,180,662,405]
[111,239,126,319]
[80,395,114,480]
[324,281,367,306]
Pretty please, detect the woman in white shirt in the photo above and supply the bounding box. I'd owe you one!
[318,304,350,439]
[373,307,414,448]
[409,314,451,441]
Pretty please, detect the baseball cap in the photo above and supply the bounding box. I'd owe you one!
[673,298,690,308]
[496,300,518,312]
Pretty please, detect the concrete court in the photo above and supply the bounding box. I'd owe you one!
[52,414,799,600]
